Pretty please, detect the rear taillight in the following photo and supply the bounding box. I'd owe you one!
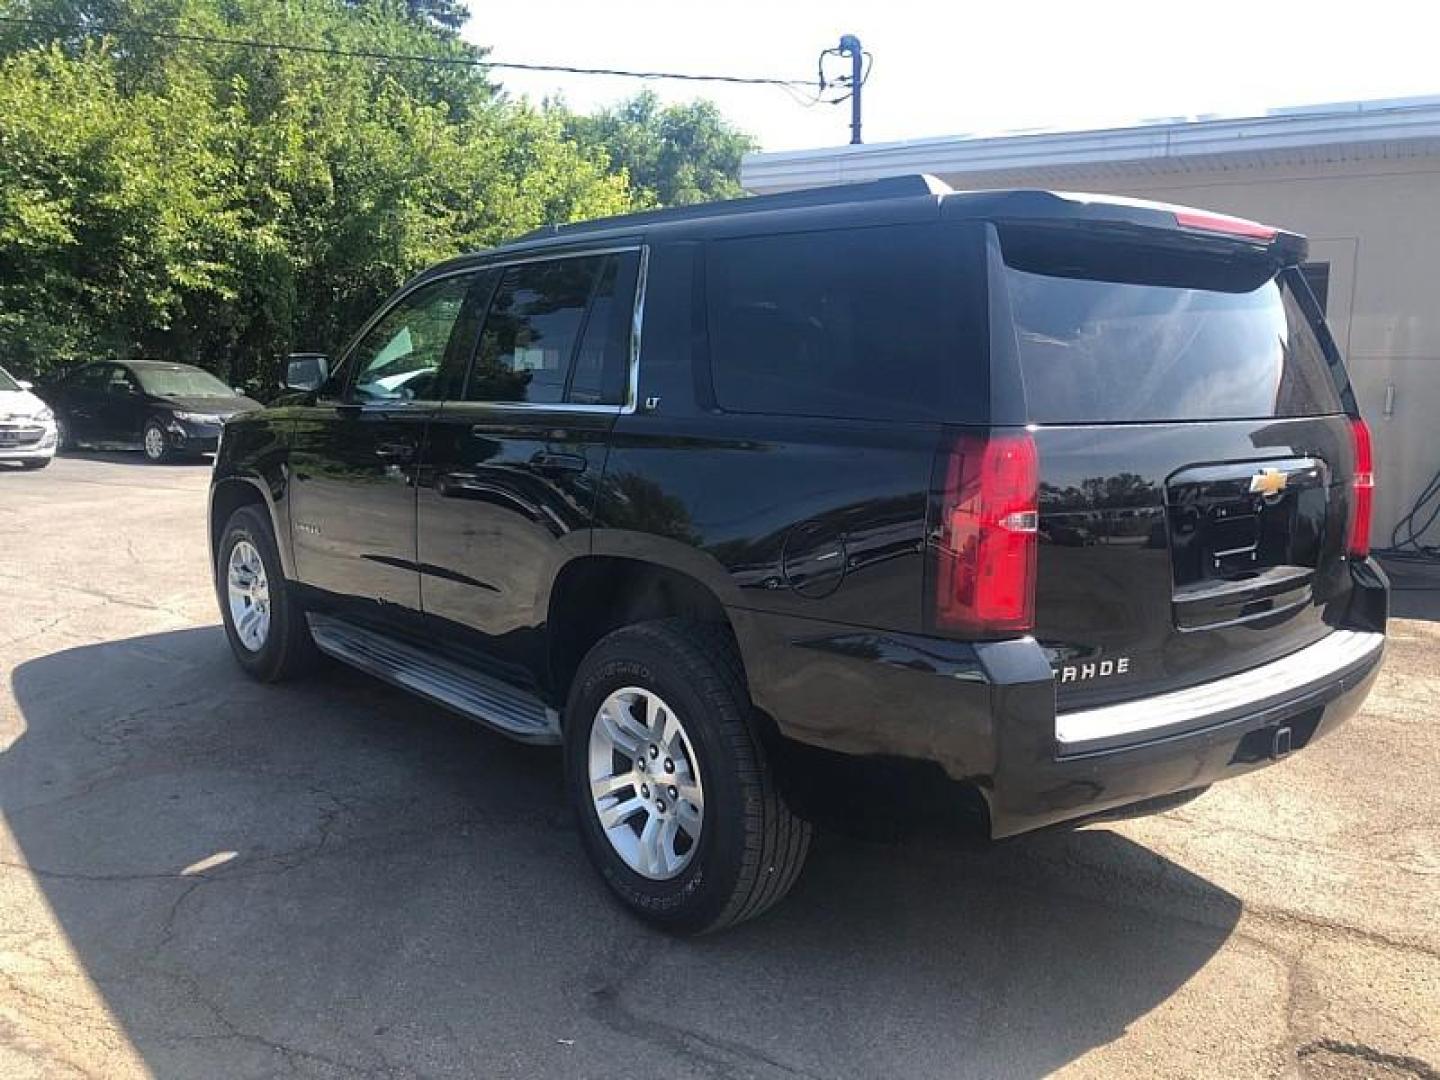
[932,430,1039,636]
[1348,417,1375,559]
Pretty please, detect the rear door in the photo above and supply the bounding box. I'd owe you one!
[993,222,1363,709]
[60,363,113,442]
[417,248,640,677]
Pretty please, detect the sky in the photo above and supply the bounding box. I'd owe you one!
[464,0,1440,152]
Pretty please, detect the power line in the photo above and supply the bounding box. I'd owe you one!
[0,15,820,90]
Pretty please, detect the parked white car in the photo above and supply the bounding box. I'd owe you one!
[0,364,58,469]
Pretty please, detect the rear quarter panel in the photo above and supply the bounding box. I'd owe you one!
[594,414,938,632]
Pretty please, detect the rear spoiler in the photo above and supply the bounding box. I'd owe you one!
[952,190,1308,266]
[1168,206,1307,265]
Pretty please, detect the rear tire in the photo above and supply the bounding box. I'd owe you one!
[564,618,811,934]
[217,505,318,682]
[142,419,171,463]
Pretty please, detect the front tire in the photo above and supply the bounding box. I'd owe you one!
[217,505,318,682]
[564,619,811,934]
[19,457,51,470]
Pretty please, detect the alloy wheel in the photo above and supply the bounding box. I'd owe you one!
[143,424,166,460]
[588,687,705,880]
[226,539,271,652]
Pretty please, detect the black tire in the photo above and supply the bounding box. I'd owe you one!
[216,505,318,682]
[564,619,811,934]
[142,418,171,463]
[19,457,51,470]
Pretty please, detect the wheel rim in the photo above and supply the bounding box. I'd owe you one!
[144,425,166,459]
[588,687,705,881]
[226,539,271,652]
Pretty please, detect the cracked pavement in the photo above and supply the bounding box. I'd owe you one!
[1,453,1437,1079]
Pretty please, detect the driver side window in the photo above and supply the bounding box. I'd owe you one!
[348,274,475,403]
[106,367,139,396]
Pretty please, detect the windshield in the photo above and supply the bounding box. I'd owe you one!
[133,365,235,398]
[0,366,20,392]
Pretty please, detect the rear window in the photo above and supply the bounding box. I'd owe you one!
[705,226,959,421]
[1004,261,1343,424]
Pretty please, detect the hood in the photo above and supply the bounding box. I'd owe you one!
[0,387,51,421]
[150,394,262,418]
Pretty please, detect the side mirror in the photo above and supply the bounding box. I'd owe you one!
[16,379,33,391]
[283,353,329,392]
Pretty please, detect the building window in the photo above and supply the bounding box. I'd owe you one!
[1299,262,1330,316]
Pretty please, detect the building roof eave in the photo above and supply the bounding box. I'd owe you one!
[741,96,1440,193]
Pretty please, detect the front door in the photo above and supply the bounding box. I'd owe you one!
[418,249,640,679]
[289,271,483,617]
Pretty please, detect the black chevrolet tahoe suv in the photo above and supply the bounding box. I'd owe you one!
[210,175,1388,933]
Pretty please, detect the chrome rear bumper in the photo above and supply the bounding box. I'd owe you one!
[1056,629,1385,755]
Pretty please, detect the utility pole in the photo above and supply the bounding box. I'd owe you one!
[838,34,863,145]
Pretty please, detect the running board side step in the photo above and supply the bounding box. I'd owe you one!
[307,614,561,745]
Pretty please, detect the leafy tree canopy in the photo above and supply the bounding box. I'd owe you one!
[0,0,754,387]
[348,0,471,34]
[563,88,756,207]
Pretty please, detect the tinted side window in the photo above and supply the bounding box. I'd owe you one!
[107,366,140,396]
[467,256,615,404]
[567,253,639,406]
[705,227,958,421]
[73,364,112,391]
[348,274,475,403]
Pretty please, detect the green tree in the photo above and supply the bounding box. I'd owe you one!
[0,1,759,386]
[347,0,471,34]
[564,88,756,207]
[0,0,634,384]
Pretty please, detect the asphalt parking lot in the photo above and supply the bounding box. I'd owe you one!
[1,454,1437,1079]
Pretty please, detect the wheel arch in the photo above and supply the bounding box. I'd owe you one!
[209,476,294,579]
[544,553,742,711]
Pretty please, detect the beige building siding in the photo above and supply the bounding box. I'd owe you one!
[923,157,1440,544]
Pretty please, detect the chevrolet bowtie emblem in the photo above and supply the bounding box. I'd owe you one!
[1249,468,1289,496]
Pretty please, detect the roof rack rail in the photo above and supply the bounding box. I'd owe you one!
[517,174,952,242]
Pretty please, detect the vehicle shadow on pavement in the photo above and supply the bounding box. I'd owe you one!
[51,449,212,467]
[6,628,1242,1080]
